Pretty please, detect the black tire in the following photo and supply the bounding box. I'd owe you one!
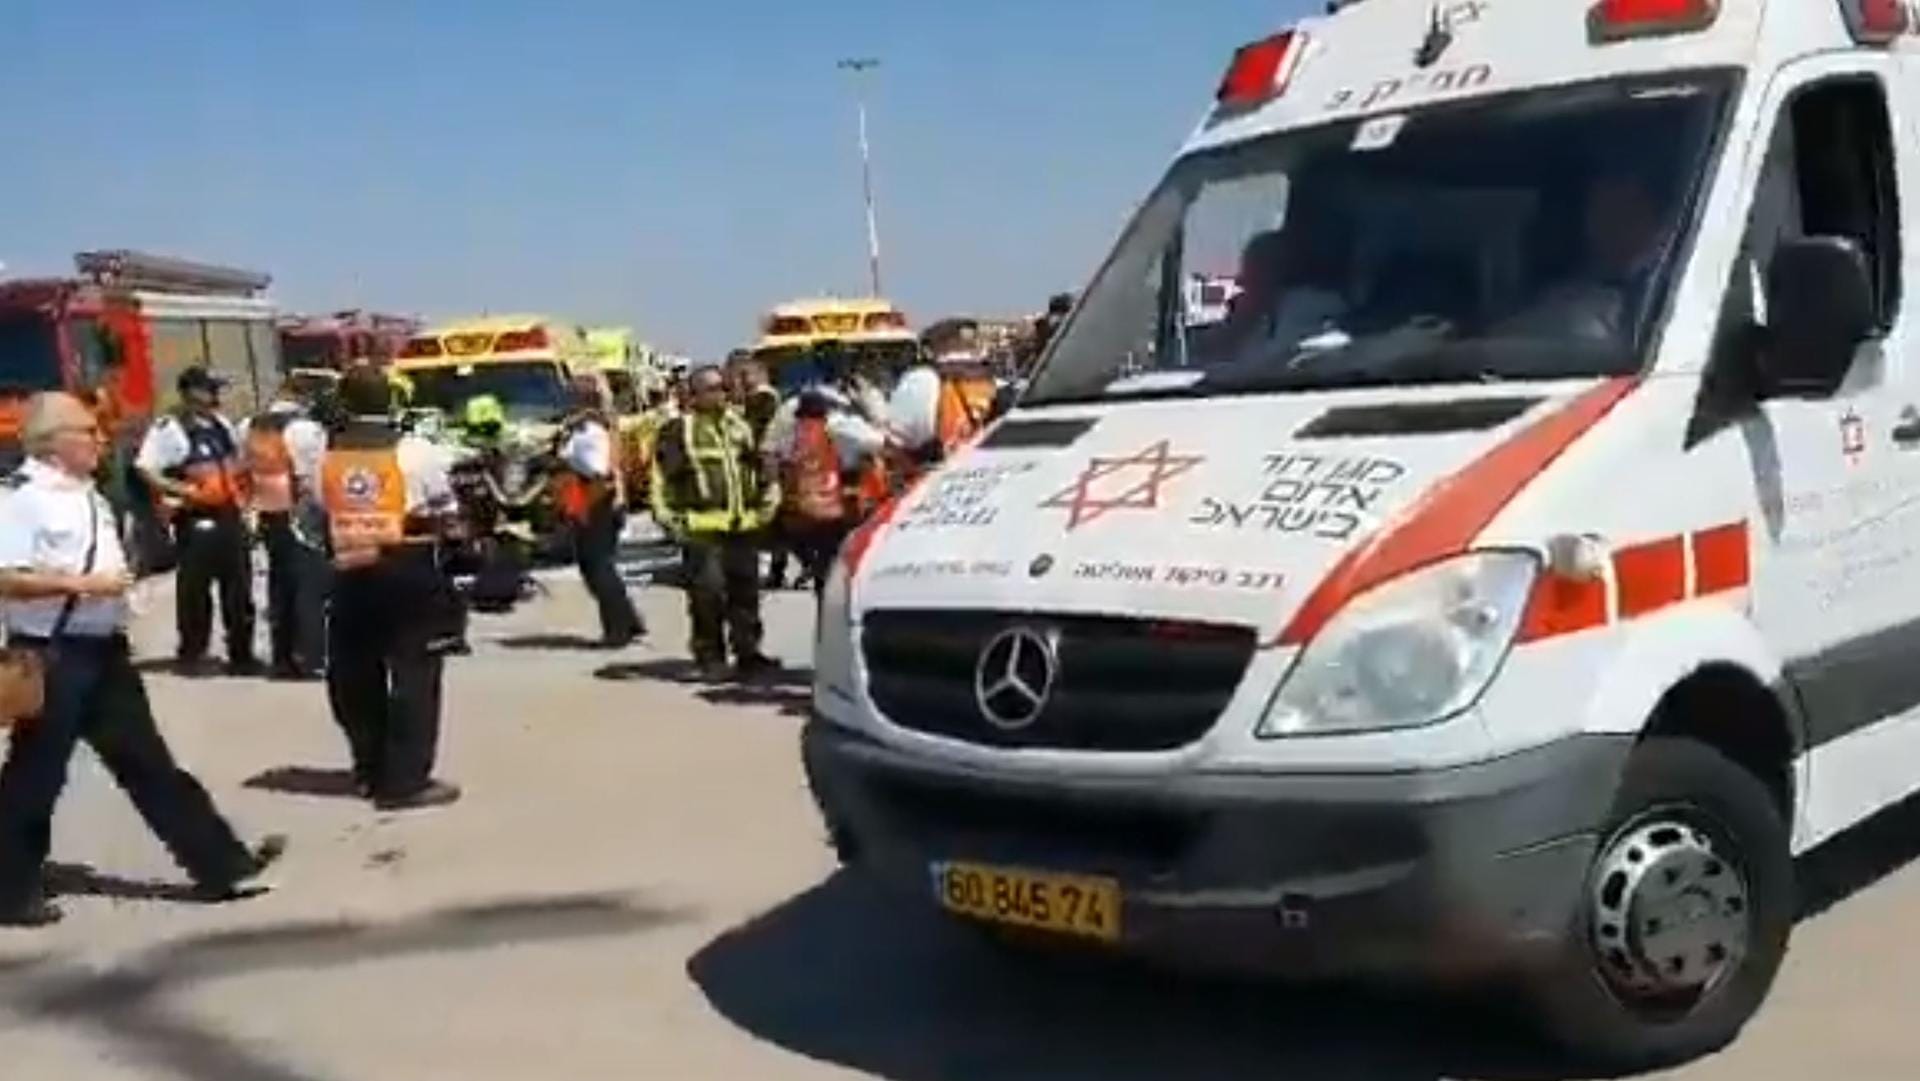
[1530,736,1793,1072]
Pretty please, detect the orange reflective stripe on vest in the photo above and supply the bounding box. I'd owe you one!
[784,416,845,523]
[321,447,407,568]
[247,426,295,513]
[182,462,242,509]
[935,379,978,451]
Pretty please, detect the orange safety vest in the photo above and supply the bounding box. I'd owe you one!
[246,421,296,513]
[170,413,244,511]
[934,378,981,451]
[783,416,845,524]
[321,446,408,569]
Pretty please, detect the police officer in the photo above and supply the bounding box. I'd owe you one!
[242,382,329,680]
[650,364,781,682]
[0,393,284,926]
[321,367,462,810]
[556,375,645,648]
[135,366,257,675]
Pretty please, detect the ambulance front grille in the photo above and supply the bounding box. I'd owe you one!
[860,610,1255,752]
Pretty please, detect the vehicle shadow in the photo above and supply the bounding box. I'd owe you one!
[689,871,1590,1081]
[1796,787,1920,921]
[242,766,363,801]
[0,891,681,1081]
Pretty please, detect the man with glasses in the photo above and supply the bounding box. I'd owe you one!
[0,393,283,926]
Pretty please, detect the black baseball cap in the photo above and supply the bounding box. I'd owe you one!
[177,365,229,394]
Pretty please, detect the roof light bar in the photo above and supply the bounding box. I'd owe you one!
[1841,0,1913,43]
[1216,31,1307,110]
[1587,0,1721,44]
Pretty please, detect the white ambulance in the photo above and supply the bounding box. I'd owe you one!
[805,0,1920,1067]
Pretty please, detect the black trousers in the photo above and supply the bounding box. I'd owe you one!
[786,520,850,597]
[326,555,446,799]
[174,509,255,663]
[0,635,252,911]
[574,501,643,642]
[259,511,328,672]
[682,534,763,664]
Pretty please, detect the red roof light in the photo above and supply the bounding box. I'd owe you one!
[1843,0,1912,43]
[1216,31,1306,109]
[1588,0,1720,42]
[492,327,550,353]
[397,336,443,359]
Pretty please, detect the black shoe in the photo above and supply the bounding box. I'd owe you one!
[0,897,63,928]
[227,657,265,678]
[270,661,323,682]
[694,659,732,683]
[596,629,641,651]
[735,652,782,680]
[195,834,287,903]
[374,780,463,812]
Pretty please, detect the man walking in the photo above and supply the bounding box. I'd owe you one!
[242,382,329,680]
[321,367,462,810]
[0,393,283,926]
[650,365,781,682]
[555,375,645,648]
[135,366,257,675]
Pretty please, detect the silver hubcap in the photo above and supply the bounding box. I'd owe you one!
[1589,816,1752,1003]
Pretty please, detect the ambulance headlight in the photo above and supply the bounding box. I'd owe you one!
[1258,552,1538,737]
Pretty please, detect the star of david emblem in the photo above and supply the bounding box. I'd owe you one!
[342,468,379,503]
[1039,439,1205,532]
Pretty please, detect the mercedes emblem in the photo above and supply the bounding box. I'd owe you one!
[973,626,1059,731]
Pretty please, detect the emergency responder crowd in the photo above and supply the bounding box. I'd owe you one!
[0,320,1001,927]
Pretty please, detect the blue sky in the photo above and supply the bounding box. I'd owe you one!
[1,0,1309,357]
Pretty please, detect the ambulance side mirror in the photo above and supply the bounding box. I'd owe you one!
[1757,236,1877,400]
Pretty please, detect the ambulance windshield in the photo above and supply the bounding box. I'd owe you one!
[1026,73,1735,404]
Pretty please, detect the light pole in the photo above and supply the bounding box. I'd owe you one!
[838,57,885,297]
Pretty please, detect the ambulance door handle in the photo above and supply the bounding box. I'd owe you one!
[1895,406,1920,448]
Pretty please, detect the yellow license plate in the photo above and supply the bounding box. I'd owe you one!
[933,862,1121,941]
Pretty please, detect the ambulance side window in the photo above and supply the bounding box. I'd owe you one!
[1701,77,1899,426]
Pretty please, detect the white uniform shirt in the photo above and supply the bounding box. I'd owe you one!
[0,458,130,638]
[134,411,240,474]
[765,391,888,472]
[559,420,614,480]
[395,434,458,514]
[886,366,942,452]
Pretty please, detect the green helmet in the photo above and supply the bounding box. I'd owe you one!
[463,394,506,430]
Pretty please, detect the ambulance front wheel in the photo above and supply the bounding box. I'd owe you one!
[1530,737,1793,1071]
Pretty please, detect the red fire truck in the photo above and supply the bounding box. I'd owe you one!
[0,251,280,557]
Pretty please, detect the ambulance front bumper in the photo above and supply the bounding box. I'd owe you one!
[802,720,1629,983]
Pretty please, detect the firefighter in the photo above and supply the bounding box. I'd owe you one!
[555,374,645,648]
[321,366,462,810]
[650,364,781,682]
[135,366,257,676]
[241,383,330,680]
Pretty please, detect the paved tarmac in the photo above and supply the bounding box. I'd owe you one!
[0,567,1916,1081]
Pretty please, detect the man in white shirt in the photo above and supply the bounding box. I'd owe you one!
[556,376,644,647]
[320,367,463,811]
[0,392,284,926]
